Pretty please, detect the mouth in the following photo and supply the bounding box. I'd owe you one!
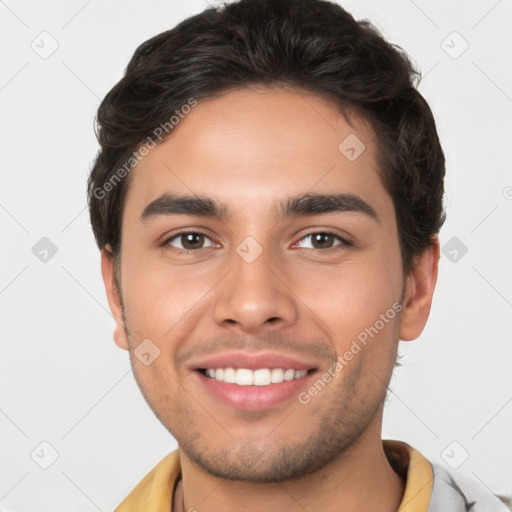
[195,367,318,411]
[189,351,320,411]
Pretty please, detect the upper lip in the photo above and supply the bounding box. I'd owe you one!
[188,350,320,371]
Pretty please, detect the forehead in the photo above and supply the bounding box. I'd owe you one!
[122,86,392,224]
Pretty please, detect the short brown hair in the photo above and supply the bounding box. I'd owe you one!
[88,0,446,275]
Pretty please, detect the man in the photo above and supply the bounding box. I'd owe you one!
[87,0,508,510]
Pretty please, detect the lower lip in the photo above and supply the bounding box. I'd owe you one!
[195,371,316,411]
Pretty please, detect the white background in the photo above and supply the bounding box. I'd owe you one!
[1,0,511,510]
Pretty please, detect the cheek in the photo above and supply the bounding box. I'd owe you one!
[292,256,402,337]
[120,254,219,363]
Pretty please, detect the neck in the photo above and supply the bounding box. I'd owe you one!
[173,426,405,512]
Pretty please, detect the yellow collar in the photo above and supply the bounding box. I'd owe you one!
[383,439,433,511]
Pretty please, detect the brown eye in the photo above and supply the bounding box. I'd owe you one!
[181,233,205,250]
[296,232,349,250]
[165,231,215,251]
[311,233,335,249]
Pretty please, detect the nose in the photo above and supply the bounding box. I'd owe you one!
[212,242,298,334]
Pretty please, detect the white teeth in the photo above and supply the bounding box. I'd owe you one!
[284,369,295,381]
[235,369,253,386]
[271,368,284,383]
[203,367,309,385]
[254,369,271,386]
[223,367,236,384]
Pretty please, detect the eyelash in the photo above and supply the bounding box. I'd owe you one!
[161,230,352,254]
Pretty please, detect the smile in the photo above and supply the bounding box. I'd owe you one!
[201,367,309,386]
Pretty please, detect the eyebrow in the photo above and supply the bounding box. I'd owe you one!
[140,192,379,224]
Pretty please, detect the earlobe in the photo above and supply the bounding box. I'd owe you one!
[100,245,129,351]
[399,236,440,342]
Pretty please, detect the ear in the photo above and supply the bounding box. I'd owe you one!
[399,236,440,341]
[101,245,129,351]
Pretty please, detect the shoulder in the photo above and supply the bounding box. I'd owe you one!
[428,462,510,512]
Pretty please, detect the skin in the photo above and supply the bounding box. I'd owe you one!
[101,85,439,512]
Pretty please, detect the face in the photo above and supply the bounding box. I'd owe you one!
[102,86,436,482]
